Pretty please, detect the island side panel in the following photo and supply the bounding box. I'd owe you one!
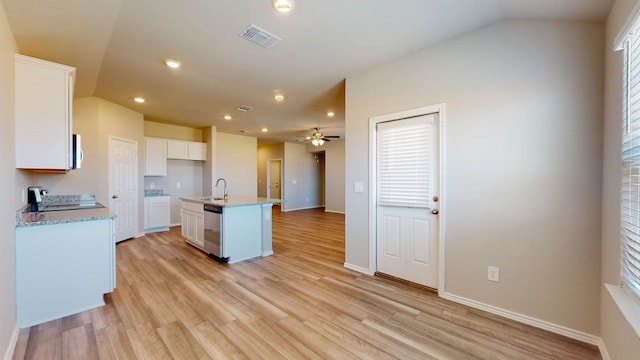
[261,203,273,256]
[224,205,262,263]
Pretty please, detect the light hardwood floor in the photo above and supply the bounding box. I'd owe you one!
[13,206,601,359]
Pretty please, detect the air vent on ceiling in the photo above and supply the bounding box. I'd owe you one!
[236,105,253,112]
[239,24,282,49]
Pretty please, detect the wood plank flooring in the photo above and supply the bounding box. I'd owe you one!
[13,206,601,359]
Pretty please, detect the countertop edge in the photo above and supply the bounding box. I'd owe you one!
[16,205,117,228]
[179,196,283,208]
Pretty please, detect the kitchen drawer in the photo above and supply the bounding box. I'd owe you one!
[186,201,204,213]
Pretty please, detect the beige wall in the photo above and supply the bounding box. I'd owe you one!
[203,126,216,196]
[0,3,17,358]
[345,20,603,335]
[602,0,640,358]
[323,140,345,213]
[37,97,145,235]
[257,143,285,198]
[216,132,257,197]
[283,143,323,211]
[144,120,203,142]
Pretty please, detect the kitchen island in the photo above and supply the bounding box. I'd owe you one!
[179,196,281,263]
[16,204,116,328]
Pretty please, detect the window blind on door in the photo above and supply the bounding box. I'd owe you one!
[376,115,432,208]
[621,28,640,300]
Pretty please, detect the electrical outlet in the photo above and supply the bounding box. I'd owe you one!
[176,182,181,189]
[488,266,500,282]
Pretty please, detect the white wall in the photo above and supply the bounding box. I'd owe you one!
[602,0,640,358]
[323,140,345,213]
[0,3,17,358]
[144,160,203,225]
[283,143,323,211]
[216,132,257,197]
[345,20,603,335]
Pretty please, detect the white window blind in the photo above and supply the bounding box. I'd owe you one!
[622,28,640,300]
[376,115,433,208]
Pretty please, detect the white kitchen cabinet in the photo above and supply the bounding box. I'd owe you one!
[181,200,204,249]
[16,218,115,328]
[144,137,167,176]
[15,54,76,170]
[144,196,170,232]
[167,140,207,161]
[167,140,188,159]
[188,142,207,160]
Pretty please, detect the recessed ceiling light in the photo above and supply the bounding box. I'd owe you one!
[224,115,232,120]
[164,59,181,69]
[261,128,269,132]
[327,111,335,117]
[272,0,295,13]
[274,94,285,102]
[134,97,145,103]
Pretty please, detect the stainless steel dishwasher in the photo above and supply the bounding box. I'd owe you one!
[203,204,228,262]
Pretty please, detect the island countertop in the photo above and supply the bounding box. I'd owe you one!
[16,207,116,227]
[179,195,282,208]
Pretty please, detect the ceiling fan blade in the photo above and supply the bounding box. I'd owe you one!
[324,135,340,138]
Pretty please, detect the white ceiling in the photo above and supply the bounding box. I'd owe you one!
[1,0,613,144]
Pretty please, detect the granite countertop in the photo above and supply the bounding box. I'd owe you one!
[16,206,116,227]
[179,195,283,208]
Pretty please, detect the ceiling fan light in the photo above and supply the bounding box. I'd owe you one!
[272,0,295,13]
[312,139,319,146]
[318,139,325,146]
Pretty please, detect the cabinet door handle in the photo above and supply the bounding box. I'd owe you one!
[112,195,119,199]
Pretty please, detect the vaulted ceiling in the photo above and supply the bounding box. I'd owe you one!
[2,0,613,144]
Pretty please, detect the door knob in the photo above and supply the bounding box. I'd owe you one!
[431,209,439,215]
[112,195,119,199]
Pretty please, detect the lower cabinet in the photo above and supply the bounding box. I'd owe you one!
[181,200,204,249]
[16,218,115,328]
[144,195,170,232]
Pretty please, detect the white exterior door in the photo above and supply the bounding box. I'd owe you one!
[109,137,138,242]
[268,159,282,199]
[375,113,440,288]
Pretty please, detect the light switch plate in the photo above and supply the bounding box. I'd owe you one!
[354,182,364,193]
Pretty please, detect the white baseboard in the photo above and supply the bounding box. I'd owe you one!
[344,262,374,275]
[324,209,346,214]
[262,250,274,257]
[597,338,611,360]
[282,205,323,212]
[3,326,18,360]
[440,291,602,346]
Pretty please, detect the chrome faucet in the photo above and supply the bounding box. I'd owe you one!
[215,177,228,200]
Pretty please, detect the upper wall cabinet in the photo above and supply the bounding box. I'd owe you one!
[167,140,207,161]
[144,138,167,176]
[15,54,76,170]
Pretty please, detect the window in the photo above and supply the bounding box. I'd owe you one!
[621,27,640,301]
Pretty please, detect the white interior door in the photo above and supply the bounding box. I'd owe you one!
[376,113,439,288]
[109,137,138,242]
[267,159,282,199]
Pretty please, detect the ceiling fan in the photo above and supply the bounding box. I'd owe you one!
[307,128,339,146]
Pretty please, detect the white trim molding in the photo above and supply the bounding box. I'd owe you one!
[344,262,375,275]
[440,291,602,346]
[598,338,611,360]
[3,326,19,360]
[324,209,345,214]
